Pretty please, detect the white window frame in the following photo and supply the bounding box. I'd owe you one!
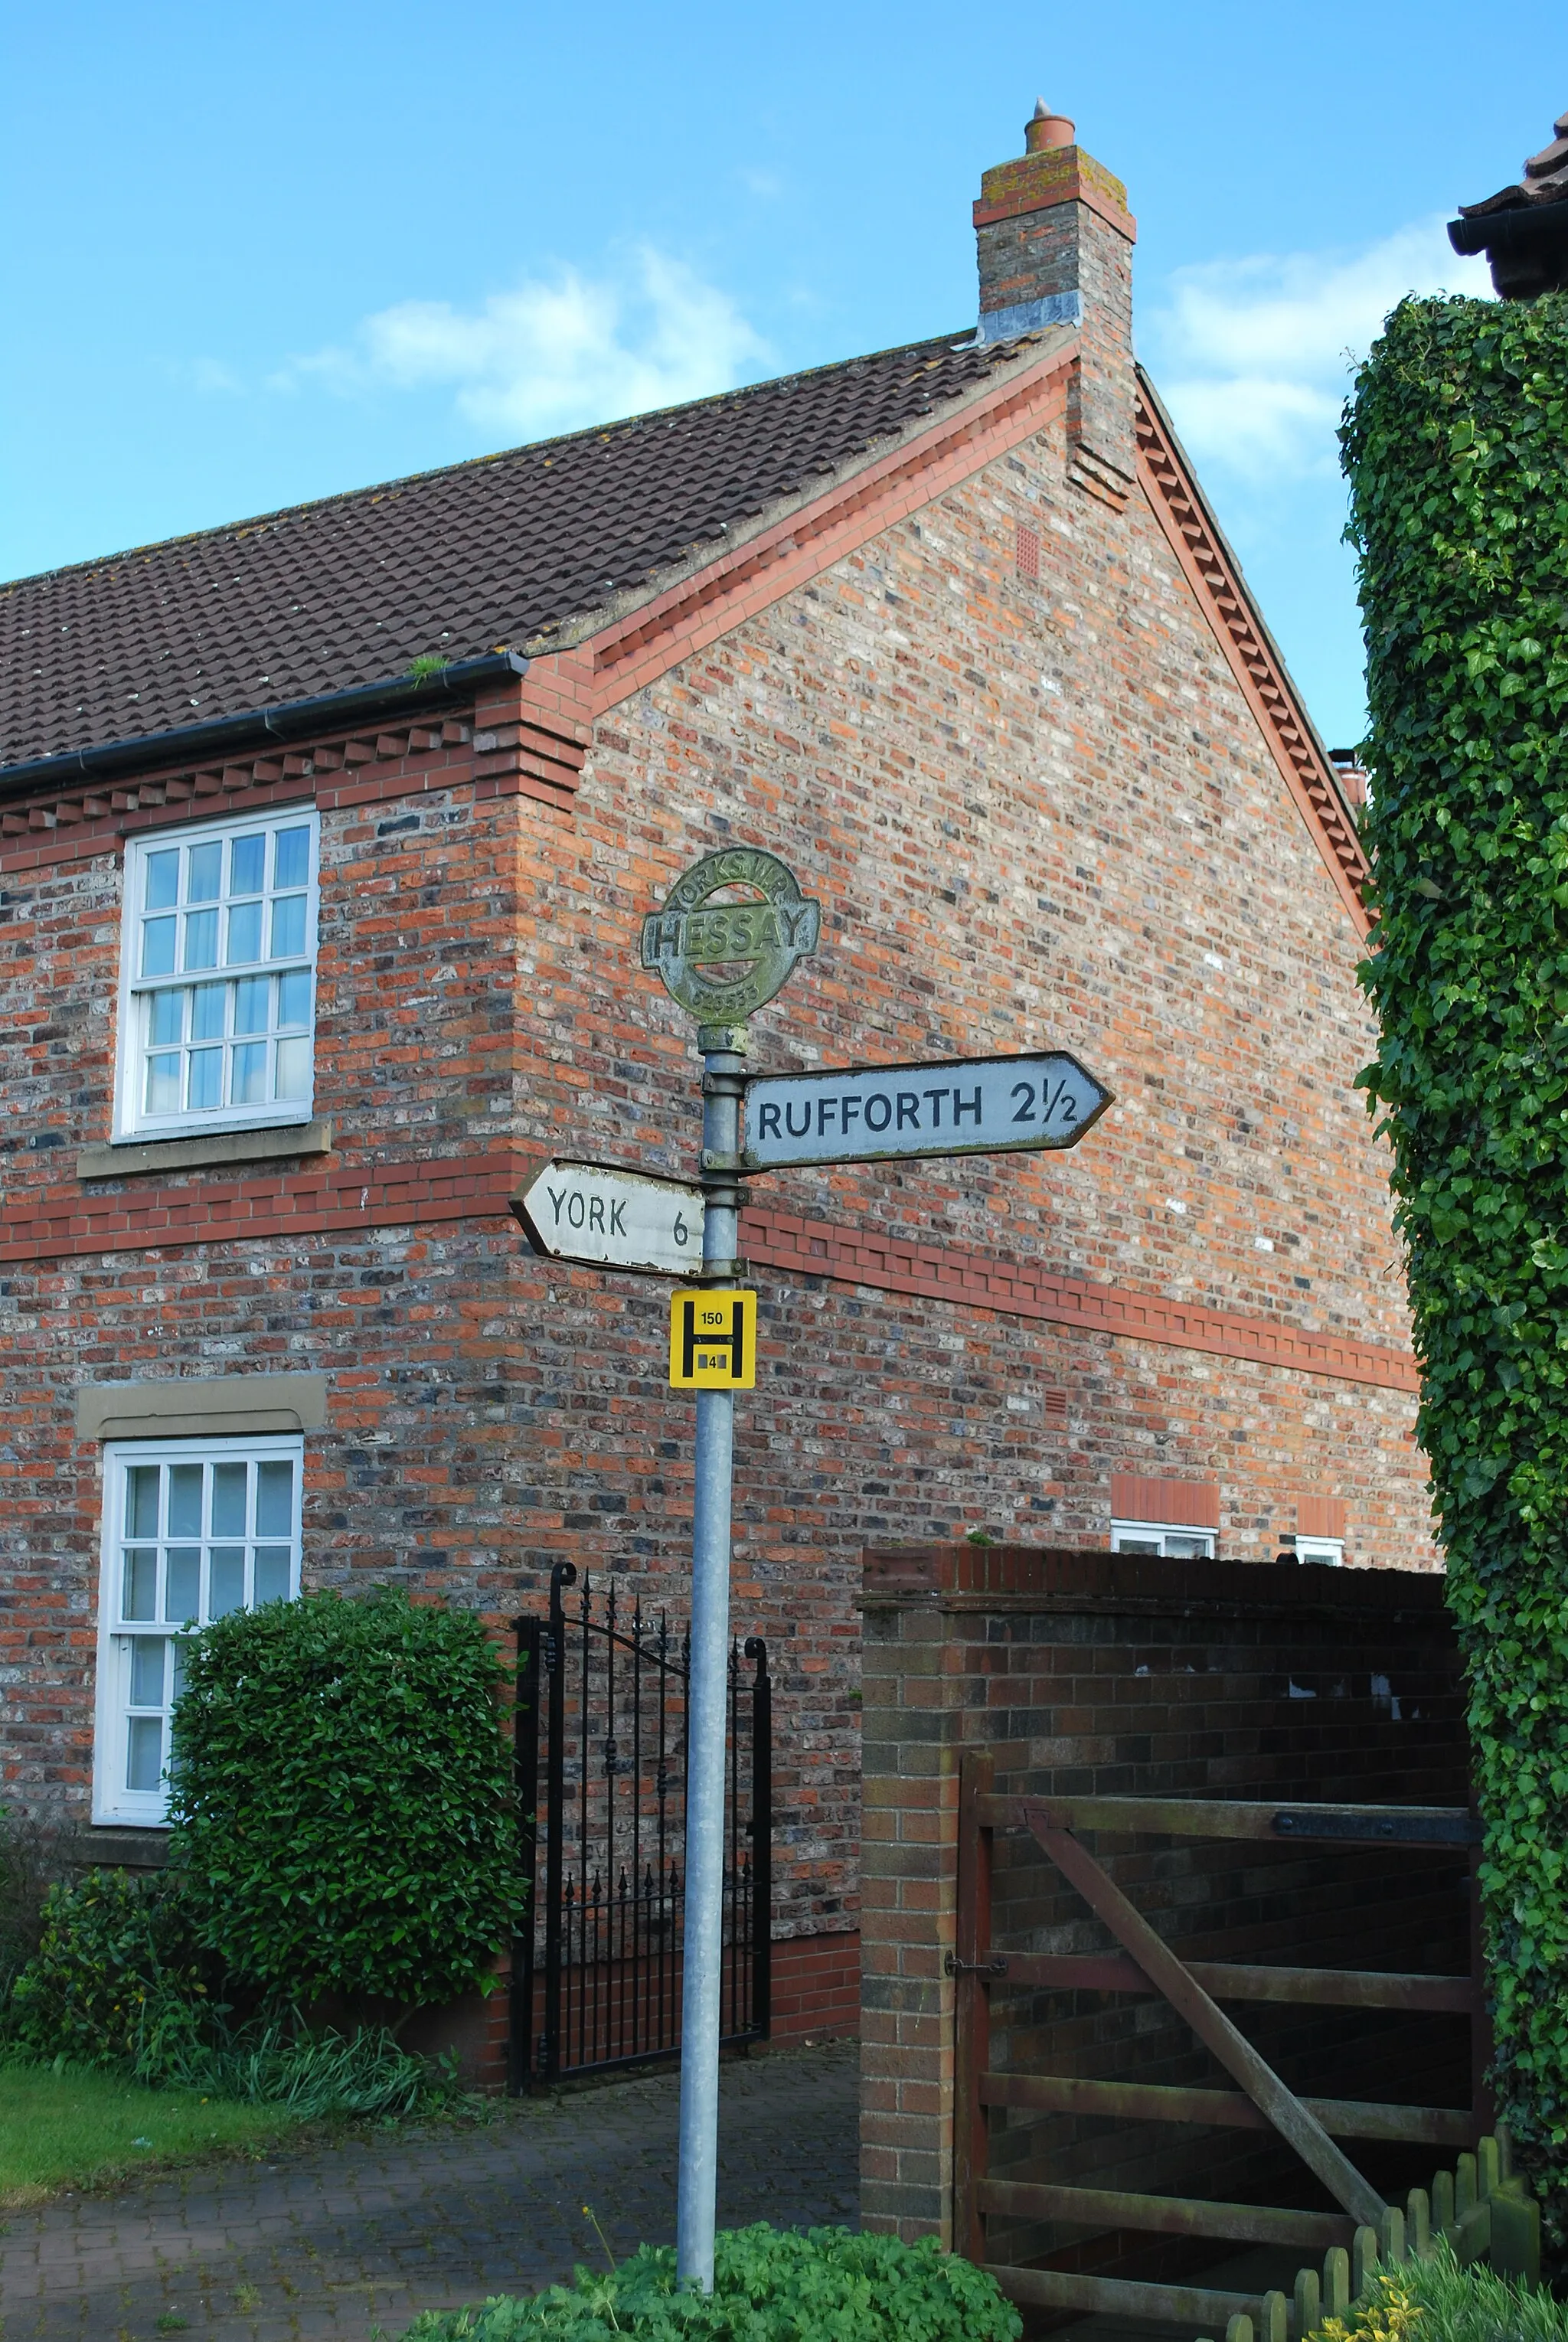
[113,806,320,1142]
[1110,1518,1217,1560]
[1294,1537,1344,1566]
[93,1434,304,1826]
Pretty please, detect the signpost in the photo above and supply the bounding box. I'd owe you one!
[527,843,1114,2297]
[512,1159,705,1278]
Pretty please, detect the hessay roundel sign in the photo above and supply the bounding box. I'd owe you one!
[640,848,821,1020]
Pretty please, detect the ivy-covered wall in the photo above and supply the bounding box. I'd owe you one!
[1342,290,1568,2220]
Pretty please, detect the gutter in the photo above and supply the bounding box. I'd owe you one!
[0,651,530,804]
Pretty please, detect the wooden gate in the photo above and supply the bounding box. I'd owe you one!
[951,1754,1536,2329]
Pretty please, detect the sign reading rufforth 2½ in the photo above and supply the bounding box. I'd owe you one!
[742,1050,1112,1171]
[640,848,822,1021]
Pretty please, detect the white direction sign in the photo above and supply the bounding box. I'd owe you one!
[513,1160,705,1278]
[741,1050,1112,1172]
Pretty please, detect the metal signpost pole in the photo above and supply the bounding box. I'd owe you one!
[676,1021,748,2293]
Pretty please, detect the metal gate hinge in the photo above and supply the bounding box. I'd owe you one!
[944,1952,1008,1978]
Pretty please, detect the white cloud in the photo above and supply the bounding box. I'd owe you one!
[282,247,769,439]
[1144,217,1493,483]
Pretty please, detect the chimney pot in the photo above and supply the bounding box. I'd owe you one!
[1026,99,1076,153]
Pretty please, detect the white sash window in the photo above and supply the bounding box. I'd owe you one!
[115,809,319,1139]
[94,1436,303,1824]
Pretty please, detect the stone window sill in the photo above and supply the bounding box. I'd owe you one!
[77,1119,333,1182]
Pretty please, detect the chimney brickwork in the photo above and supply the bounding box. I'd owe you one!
[975,106,1136,498]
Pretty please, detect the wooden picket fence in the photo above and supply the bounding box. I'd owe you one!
[1197,2129,1540,2342]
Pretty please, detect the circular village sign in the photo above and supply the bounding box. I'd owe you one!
[639,848,822,1021]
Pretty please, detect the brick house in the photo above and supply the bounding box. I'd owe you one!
[0,106,1432,1993]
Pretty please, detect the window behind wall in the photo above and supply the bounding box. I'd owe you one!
[1109,1472,1220,1561]
[95,1437,303,1824]
[116,809,319,1140]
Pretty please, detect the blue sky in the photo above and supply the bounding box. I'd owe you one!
[3,3,1563,745]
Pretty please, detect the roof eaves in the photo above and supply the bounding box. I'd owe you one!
[517,325,1077,661]
[1134,364,1362,845]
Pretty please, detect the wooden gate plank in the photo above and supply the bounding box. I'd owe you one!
[978,2069,1474,2146]
[983,1949,1475,2011]
[991,2267,1261,2324]
[1024,1808,1387,2229]
[976,2175,1354,2249]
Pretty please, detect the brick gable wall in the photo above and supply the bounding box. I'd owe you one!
[0,398,1432,1941]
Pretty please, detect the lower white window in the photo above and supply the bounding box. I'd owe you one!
[1111,1518,1217,1560]
[93,1436,303,1825]
[1294,1536,1344,1566]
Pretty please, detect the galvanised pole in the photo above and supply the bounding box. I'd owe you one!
[676,1020,748,2293]
[670,1016,750,2276]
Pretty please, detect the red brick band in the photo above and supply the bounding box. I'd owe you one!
[3,1155,1417,1394]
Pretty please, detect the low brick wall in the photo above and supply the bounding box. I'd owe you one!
[858,1543,1470,2249]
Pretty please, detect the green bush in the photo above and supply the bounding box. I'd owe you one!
[1310,2238,1566,2342]
[6,1867,456,2116]
[168,1588,527,2007]
[1341,289,1568,2207]
[397,2223,1022,2341]
[0,1802,81,2005]
[9,1868,211,2075]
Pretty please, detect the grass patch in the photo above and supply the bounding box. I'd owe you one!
[0,2057,303,2204]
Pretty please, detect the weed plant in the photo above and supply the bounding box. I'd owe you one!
[1312,2241,1567,2342]
[395,2223,1021,2340]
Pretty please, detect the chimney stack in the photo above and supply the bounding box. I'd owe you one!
[974,101,1137,501]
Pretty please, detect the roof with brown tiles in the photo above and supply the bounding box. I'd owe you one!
[1459,107,1568,216]
[1,330,1037,769]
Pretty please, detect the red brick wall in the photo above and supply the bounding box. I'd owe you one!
[0,353,1432,1948]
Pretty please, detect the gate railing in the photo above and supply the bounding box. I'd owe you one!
[509,1561,771,2089]
[952,1754,1540,2328]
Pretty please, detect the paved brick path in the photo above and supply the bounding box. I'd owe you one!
[0,2043,860,2342]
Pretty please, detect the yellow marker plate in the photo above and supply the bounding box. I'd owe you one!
[668,1289,756,1390]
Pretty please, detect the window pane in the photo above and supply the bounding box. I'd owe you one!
[277,968,311,1027]
[145,850,179,910]
[183,908,218,970]
[126,1716,164,1793]
[275,1035,309,1099]
[1165,1534,1212,1558]
[126,1465,161,1538]
[230,833,266,894]
[145,1053,181,1115]
[1112,1535,1161,1555]
[270,896,306,959]
[150,988,185,1046]
[130,1638,168,1705]
[233,1040,267,1103]
[188,1047,223,1110]
[211,1463,247,1537]
[122,1549,158,1620]
[142,917,177,978]
[172,1642,188,1700]
[209,1548,246,1616]
[165,1549,201,1622]
[227,900,263,965]
[254,1547,292,1604]
[191,982,227,1041]
[256,1460,294,1537]
[273,827,310,890]
[187,841,222,902]
[166,1465,203,1538]
[234,974,269,1035]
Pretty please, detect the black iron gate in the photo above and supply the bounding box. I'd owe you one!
[509,1561,772,2089]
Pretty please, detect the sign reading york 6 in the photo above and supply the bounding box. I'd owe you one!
[641,848,821,1021]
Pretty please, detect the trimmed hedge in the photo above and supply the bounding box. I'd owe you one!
[397,2224,1022,2340]
[168,1588,527,2007]
[1341,289,1568,2210]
